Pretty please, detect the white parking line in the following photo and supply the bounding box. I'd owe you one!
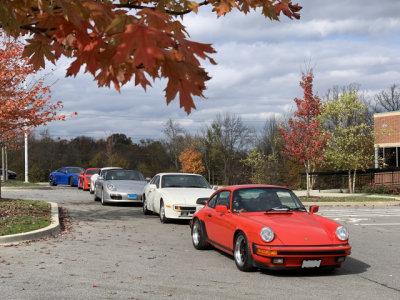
[354,223,400,226]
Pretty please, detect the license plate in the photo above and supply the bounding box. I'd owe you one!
[128,194,137,199]
[302,260,321,268]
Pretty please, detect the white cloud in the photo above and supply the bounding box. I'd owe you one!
[37,0,400,142]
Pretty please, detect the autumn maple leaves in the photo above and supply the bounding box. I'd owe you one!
[0,0,302,114]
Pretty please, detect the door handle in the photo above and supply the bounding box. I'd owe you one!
[207,214,212,217]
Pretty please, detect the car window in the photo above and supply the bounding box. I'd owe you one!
[86,169,100,175]
[215,191,231,209]
[160,174,210,188]
[154,176,160,188]
[208,191,231,209]
[105,170,145,181]
[207,194,218,208]
[68,167,85,174]
[232,188,304,212]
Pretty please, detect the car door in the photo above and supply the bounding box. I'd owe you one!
[204,190,236,251]
[55,168,66,184]
[147,175,160,212]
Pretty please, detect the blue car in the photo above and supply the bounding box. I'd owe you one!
[49,166,85,187]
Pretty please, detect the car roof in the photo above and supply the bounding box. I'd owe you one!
[219,184,289,191]
[100,167,122,171]
[156,172,204,176]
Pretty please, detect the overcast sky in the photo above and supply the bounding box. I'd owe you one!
[36,0,400,143]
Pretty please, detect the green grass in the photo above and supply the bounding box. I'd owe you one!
[1,180,43,187]
[0,199,51,236]
[300,196,399,202]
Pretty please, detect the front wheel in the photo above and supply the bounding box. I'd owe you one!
[142,196,151,215]
[159,200,168,223]
[101,190,107,206]
[49,176,56,186]
[234,232,255,272]
[191,219,209,250]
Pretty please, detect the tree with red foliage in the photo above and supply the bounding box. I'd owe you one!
[179,146,205,174]
[280,71,329,196]
[0,33,69,197]
[0,0,301,114]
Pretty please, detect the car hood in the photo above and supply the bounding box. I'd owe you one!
[241,212,338,245]
[107,180,147,193]
[161,188,214,205]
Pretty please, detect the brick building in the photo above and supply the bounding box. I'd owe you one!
[374,111,400,168]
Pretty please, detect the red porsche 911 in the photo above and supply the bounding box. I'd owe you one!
[78,168,101,191]
[190,185,351,272]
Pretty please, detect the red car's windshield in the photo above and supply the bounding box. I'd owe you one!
[232,188,306,213]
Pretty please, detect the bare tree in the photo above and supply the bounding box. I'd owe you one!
[206,113,255,185]
[162,120,187,171]
[374,84,400,112]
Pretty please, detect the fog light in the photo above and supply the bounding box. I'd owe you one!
[271,258,284,264]
[335,256,346,263]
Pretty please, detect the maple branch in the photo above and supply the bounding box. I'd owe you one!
[114,1,210,16]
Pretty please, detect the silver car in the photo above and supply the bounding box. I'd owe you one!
[94,169,147,205]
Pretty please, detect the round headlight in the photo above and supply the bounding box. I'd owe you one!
[336,226,349,241]
[260,227,274,243]
[107,183,116,191]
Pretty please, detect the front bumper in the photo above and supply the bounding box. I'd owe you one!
[103,192,143,203]
[165,204,203,219]
[251,243,351,269]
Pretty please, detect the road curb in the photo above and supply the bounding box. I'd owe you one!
[0,202,60,246]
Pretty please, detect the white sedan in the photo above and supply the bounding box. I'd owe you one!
[142,173,215,223]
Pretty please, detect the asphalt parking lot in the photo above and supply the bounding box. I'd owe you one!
[1,187,400,299]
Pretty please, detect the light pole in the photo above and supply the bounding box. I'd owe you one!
[24,131,28,183]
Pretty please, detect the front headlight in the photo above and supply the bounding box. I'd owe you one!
[336,226,349,241]
[107,183,116,191]
[260,227,274,243]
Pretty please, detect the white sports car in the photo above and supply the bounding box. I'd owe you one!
[142,173,215,223]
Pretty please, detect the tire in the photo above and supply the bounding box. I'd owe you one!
[49,176,56,186]
[191,218,209,250]
[69,177,75,187]
[101,190,107,206]
[234,232,255,272]
[159,200,168,223]
[142,195,151,215]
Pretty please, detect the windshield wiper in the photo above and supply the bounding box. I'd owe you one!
[291,207,307,211]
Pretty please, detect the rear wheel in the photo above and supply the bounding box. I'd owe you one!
[234,232,255,272]
[191,219,209,250]
[69,177,75,187]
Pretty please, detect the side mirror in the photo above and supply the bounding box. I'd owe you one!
[149,183,157,189]
[145,177,151,182]
[213,186,218,190]
[80,172,84,175]
[216,205,228,213]
[98,176,104,180]
[309,205,319,214]
[196,198,209,205]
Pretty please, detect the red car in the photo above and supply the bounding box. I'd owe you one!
[78,168,101,191]
[190,185,351,272]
